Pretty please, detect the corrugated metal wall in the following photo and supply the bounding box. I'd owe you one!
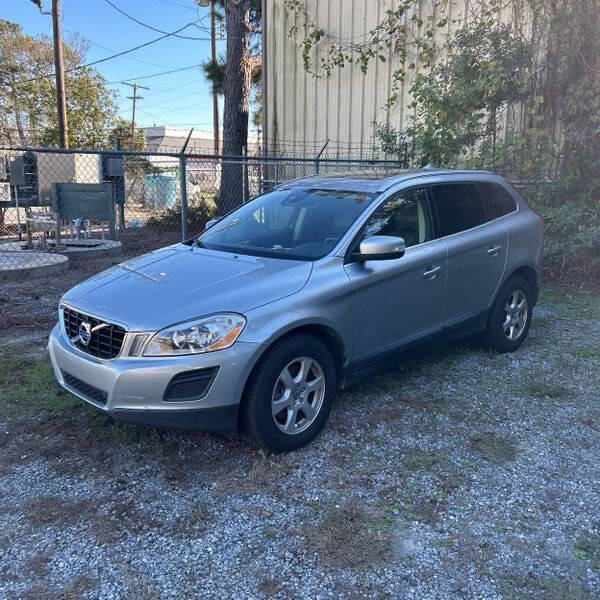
[263,0,525,159]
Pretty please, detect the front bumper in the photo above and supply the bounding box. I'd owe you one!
[48,323,261,432]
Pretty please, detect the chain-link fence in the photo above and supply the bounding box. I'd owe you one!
[0,145,558,276]
[0,146,405,274]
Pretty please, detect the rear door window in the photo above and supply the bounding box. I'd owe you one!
[478,182,517,219]
[430,183,487,237]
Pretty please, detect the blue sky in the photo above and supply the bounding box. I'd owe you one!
[5,0,224,134]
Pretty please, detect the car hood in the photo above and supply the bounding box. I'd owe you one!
[62,244,313,331]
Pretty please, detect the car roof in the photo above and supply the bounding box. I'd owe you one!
[279,168,494,193]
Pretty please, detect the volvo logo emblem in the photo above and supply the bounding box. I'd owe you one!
[78,322,92,346]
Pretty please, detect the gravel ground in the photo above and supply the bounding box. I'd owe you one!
[0,265,599,599]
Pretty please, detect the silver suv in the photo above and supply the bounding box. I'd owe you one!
[48,169,543,452]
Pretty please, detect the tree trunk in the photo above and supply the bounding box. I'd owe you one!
[218,0,251,215]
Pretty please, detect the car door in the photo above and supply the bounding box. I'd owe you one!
[344,186,447,363]
[429,182,508,326]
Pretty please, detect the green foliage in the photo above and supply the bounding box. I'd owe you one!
[39,69,117,148]
[0,357,83,417]
[538,203,599,277]
[285,0,446,99]
[0,19,117,148]
[202,58,226,95]
[372,122,412,165]
[406,11,532,166]
[147,192,216,231]
[109,117,146,150]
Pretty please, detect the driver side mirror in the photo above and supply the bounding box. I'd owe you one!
[353,235,406,261]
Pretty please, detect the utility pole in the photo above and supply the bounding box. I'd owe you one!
[122,82,149,148]
[197,0,219,153]
[51,0,68,148]
[210,0,220,155]
[29,1,68,147]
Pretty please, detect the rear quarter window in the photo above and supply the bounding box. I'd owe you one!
[478,182,518,219]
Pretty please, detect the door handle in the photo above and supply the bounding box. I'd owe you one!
[422,265,441,279]
[487,245,502,256]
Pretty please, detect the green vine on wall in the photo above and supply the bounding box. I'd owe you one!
[284,0,449,106]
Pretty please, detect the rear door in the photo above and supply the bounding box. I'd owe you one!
[430,182,508,325]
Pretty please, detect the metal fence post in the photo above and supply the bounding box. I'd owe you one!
[179,154,189,240]
[242,146,247,203]
[315,139,330,175]
[179,128,193,240]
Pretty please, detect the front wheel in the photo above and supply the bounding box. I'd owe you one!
[241,334,337,453]
[483,275,533,353]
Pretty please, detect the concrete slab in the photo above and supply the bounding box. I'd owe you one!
[0,251,69,281]
[5,238,122,259]
[48,238,122,259]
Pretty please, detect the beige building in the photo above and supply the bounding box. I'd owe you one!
[262,0,525,159]
[143,126,261,156]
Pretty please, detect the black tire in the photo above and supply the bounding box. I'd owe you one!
[484,275,533,353]
[241,334,337,453]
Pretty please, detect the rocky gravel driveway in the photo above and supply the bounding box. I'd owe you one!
[0,285,599,599]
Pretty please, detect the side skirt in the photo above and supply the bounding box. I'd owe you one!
[341,310,489,388]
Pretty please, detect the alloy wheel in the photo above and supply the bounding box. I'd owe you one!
[271,356,325,435]
[503,290,528,341]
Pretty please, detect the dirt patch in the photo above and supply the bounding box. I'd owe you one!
[470,433,520,464]
[302,501,392,569]
[24,495,94,528]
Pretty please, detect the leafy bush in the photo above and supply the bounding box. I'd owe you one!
[147,193,216,233]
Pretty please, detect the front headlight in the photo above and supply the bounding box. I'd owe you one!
[144,313,246,356]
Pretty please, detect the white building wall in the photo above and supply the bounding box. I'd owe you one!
[263,0,525,159]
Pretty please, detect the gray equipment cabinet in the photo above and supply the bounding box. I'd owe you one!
[51,182,116,247]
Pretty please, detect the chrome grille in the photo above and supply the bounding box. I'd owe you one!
[62,372,108,406]
[62,306,126,359]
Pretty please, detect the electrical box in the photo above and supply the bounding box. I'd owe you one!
[106,157,124,177]
[35,152,102,206]
[9,156,26,186]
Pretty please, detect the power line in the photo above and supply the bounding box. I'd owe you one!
[134,106,161,119]
[154,0,198,12]
[106,63,202,84]
[66,30,173,69]
[137,90,212,110]
[138,89,211,108]
[13,20,204,85]
[102,0,212,41]
[134,100,213,118]
[141,77,206,97]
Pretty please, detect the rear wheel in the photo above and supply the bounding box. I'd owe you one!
[484,275,533,353]
[241,334,337,453]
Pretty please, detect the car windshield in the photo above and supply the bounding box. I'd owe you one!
[196,187,378,260]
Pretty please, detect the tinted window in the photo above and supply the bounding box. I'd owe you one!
[362,187,432,248]
[478,182,517,219]
[430,183,487,236]
[198,187,377,260]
